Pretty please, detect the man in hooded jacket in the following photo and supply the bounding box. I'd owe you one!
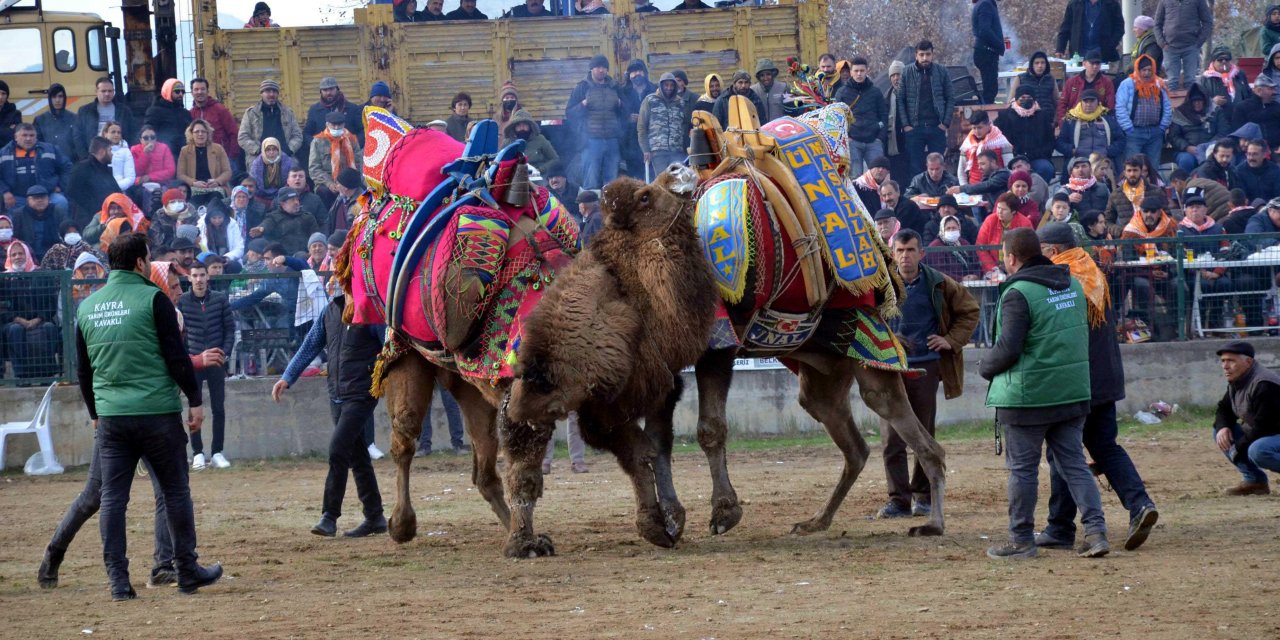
[637,73,687,178]
[750,58,787,123]
[35,84,79,163]
[144,79,194,165]
[503,110,560,170]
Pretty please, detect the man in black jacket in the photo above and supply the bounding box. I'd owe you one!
[301,77,363,171]
[178,262,234,471]
[971,0,1004,104]
[75,78,137,159]
[1037,223,1159,552]
[898,41,954,176]
[878,179,928,235]
[996,86,1056,183]
[905,152,959,198]
[1212,341,1280,496]
[834,56,887,174]
[65,136,122,228]
[1231,74,1280,151]
[34,83,79,163]
[711,70,766,135]
[1054,0,1125,63]
[1191,139,1240,190]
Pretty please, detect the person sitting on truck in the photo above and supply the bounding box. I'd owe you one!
[238,79,304,168]
[670,0,712,10]
[75,78,137,161]
[245,2,279,28]
[509,0,551,18]
[145,79,194,166]
[575,0,609,15]
[445,0,489,20]
[418,0,448,21]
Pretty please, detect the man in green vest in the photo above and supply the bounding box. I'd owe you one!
[979,227,1110,560]
[75,232,223,600]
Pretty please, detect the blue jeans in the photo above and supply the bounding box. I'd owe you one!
[4,321,61,379]
[1163,46,1200,91]
[1219,423,1280,484]
[418,387,465,452]
[1124,126,1165,164]
[581,137,620,190]
[1002,415,1106,543]
[1175,151,1199,174]
[905,125,948,178]
[848,139,885,175]
[98,413,200,588]
[1044,402,1154,539]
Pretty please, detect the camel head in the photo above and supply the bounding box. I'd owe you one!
[601,172,695,235]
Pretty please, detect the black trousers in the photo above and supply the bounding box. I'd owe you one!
[974,49,1000,105]
[189,367,227,456]
[324,399,383,521]
[882,359,940,508]
[98,413,200,587]
[47,431,173,575]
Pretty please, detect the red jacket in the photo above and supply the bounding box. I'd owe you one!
[190,98,242,160]
[131,142,176,185]
[1056,73,1117,125]
[976,212,1034,273]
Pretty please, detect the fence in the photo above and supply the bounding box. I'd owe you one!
[1,233,1278,386]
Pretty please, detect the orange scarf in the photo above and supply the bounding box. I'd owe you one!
[1051,247,1109,328]
[1120,179,1145,208]
[1128,54,1168,101]
[1122,210,1177,255]
[316,130,358,182]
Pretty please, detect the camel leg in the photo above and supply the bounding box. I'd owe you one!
[641,378,687,544]
[497,401,557,558]
[853,365,947,537]
[383,354,434,544]
[440,374,509,529]
[580,404,677,548]
[789,357,871,535]
[694,348,742,535]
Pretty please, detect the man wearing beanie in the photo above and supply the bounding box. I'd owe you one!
[620,59,657,179]
[245,2,278,28]
[566,55,625,190]
[34,83,79,162]
[303,77,363,172]
[238,79,303,167]
[711,69,766,134]
[306,232,331,271]
[0,80,18,149]
[1037,222,1159,551]
[498,80,522,135]
[1211,340,1280,496]
[445,0,488,20]
[365,81,393,112]
[995,86,1056,184]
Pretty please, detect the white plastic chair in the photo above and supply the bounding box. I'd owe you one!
[0,383,64,475]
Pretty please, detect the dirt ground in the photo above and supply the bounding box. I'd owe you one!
[1,428,1278,639]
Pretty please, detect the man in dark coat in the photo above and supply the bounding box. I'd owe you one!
[566,55,626,190]
[879,179,928,235]
[301,77,364,171]
[971,0,1005,105]
[75,78,137,159]
[177,262,234,470]
[996,86,1056,184]
[1211,341,1280,496]
[11,186,65,262]
[898,40,954,177]
[65,136,122,228]
[34,84,80,163]
[711,70,766,135]
[1231,73,1280,150]
[144,80,194,165]
[1236,139,1280,203]
[1054,0,1125,63]
[1038,223,1159,552]
[833,56,888,173]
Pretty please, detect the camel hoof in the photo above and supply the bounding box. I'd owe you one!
[908,524,944,537]
[708,502,743,536]
[789,517,831,536]
[503,533,556,559]
[638,508,678,548]
[663,504,687,544]
[388,511,417,544]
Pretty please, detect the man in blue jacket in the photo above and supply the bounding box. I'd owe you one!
[1115,55,1172,164]
[971,0,1004,105]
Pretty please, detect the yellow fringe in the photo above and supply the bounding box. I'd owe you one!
[370,352,388,398]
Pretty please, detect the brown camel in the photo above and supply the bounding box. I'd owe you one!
[374,169,717,557]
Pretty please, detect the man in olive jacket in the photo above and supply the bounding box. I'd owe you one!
[980,227,1109,560]
[876,230,979,519]
[75,233,223,600]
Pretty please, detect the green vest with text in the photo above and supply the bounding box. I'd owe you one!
[76,270,182,416]
[985,278,1091,408]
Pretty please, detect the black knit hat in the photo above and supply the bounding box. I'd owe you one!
[589,54,609,70]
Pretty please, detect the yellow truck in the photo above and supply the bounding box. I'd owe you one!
[3,0,827,126]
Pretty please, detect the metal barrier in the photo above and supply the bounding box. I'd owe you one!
[2,233,1278,385]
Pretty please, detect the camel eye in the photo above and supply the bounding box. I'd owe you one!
[640,192,650,206]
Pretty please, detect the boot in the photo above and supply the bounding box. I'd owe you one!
[38,546,64,589]
[177,562,223,595]
[342,515,388,538]
[1225,481,1270,496]
[311,515,337,537]
[1077,533,1111,558]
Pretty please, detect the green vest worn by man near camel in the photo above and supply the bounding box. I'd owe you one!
[986,261,1091,409]
[77,269,182,416]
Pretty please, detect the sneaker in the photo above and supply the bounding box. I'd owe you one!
[311,515,337,537]
[191,453,206,471]
[38,546,63,589]
[452,444,472,456]
[367,444,385,460]
[146,566,178,588]
[414,447,432,458]
[874,501,912,519]
[1225,481,1270,496]
[1033,530,1075,549]
[177,562,223,594]
[911,500,931,517]
[986,541,1037,559]
[111,585,138,601]
[342,516,388,538]
[210,453,231,469]
[1077,533,1111,558]
[571,462,589,474]
[1124,505,1159,551]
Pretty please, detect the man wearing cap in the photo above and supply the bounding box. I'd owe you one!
[259,186,318,255]
[308,111,362,209]
[143,79,194,165]
[1057,51,1116,126]
[445,0,489,20]
[566,55,625,190]
[922,194,978,246]
[238,79,303,168]
[750,58,787,124]
[1121,195,1178,339]
[711,70,766,138]
[874,228,978,519]
[637,72,687,179]
[10,185,64,262]
[1116,55,1172,164]
[325,167,363,237]
[1230,74,1280,151]
[302,77,363,172]
[1054,0,1124,63]
[170,237,199,276]
[576,189,603,243]
[1037,222,1160,551]
[1153,0,1212,92]
[1057,89,1125,176]
[1213,341,1280,496]
[1055,156,1111,217]
[854,156,892,212]
[981,227,1109,559]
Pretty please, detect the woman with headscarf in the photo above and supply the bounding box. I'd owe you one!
[178,118,232,206]
[924,214,980,281]
[85,192,150,247]
[198,200,244,261]
[148,261,184,328]
[0,215,14,262]
[98,217,134,253]
[226,185,255,243]
[71,252,108,307]
[145,79,194,165]
[3,239,62,379]
[497,81,522,135]
[249,137,294,203]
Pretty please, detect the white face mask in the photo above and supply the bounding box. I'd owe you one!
[940,230,960,244]
[167,201,186,214]
[0,229,12,241]
[328,128,344,137]
[64,232,82,246]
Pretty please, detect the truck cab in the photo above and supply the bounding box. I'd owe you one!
[0,0,114,120]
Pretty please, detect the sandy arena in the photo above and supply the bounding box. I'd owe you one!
[1,427,1277,639]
